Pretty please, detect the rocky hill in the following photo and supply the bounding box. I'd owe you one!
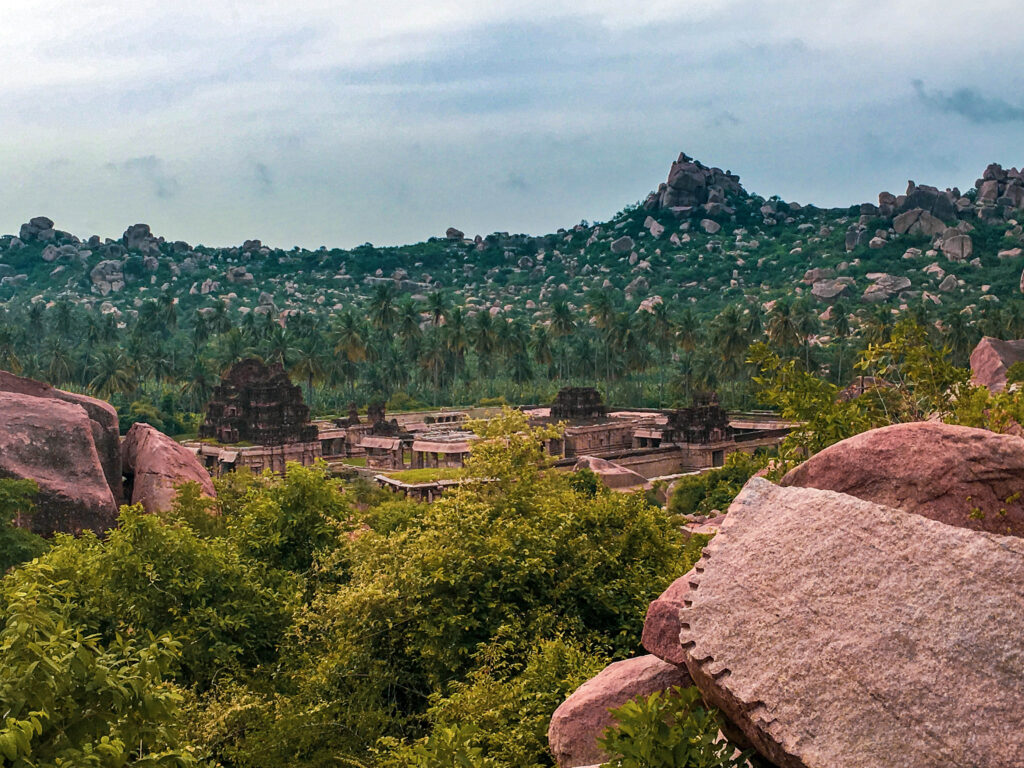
[2,154,1022,327]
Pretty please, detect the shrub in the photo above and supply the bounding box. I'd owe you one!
[599,686,747,768]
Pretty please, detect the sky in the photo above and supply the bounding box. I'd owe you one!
[0,0,1022,249]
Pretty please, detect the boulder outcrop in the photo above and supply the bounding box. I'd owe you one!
[0,370,122,505]
[781,421,1024,537]
[548,655,692,768]
[573,455,650,491]
[969,336,1024,392]
[643,152,745,214]
[640,575,691,665]
[122,423,215,513]
[679,477,1024,768]
[0,391,118,535]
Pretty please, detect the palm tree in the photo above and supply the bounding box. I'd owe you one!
[766,298,802,354]
[181,358,217,413]
[395,298,423,353]
[676,307,701,353]
[711,304,751,381]
[331,311,368,363]
[793,299,820,370]
[290,340,328,404]
[0,324,22,374]
[369,282,399,332]
[88,347,136,399]
[831,300,851,385]
[426,291,450,327]
[44,337,73,385]
[942,309,972,367]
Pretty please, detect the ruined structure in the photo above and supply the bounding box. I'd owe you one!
[188,358,320,475]
[550,387,607,421]
[660,392,732,445]
[200,359,318,445]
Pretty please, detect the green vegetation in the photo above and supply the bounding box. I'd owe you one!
[383,467,465,483]
[599,687,749,768]
[0,410,701,767]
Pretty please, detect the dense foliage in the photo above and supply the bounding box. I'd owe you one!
[0,411,699,767]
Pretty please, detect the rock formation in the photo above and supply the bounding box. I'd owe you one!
[781,421,1024,537]
[573,455,650,491]
[969,336,1024,392]
[199,358,317,445]
[122,423,215,514]
[643,153,745,215]
[677,477,1024,768]
[0,370,122,505]
[0,391,118,535]
[548,655,692,768]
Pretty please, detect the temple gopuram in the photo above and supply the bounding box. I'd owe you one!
[186,358,321,475]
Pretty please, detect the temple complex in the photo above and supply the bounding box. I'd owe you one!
[186,358,321,475]
[199,359,318,445]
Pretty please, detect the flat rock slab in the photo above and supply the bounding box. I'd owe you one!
[781,421,1024,537]
[679,477,1024,768]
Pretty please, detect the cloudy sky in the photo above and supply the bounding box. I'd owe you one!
[1,0,1022,248]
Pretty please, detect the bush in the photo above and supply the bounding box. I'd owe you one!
[668,452,766,518]
[599,686,747,768]
[0,478,47,572]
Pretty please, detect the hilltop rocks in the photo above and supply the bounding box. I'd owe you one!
[226,265,255,284]
[974,163,1024,216]
[892,208,946,237]
[19,216,56,243]
[573,455,650,491]
[678,478,1024,768]
[643,216,665,238]
[811,278,851,300]
[548,655,691,768]
[861,273,910,302]
[122,423,215,513]
[445,227,464,240]
[0,391,118,535]
[969,336,1024,392]
[90,260,125,295]
[940,232,972,261]
[781,421,1024,537]
[644,152,744,214]
[123,223,160,254]
[610,236,634,254]
[700,219,721,234]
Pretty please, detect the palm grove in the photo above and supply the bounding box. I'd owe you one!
[2,278,1020,433]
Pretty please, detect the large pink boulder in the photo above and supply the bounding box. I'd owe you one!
[679,478,1024,768]
[122,423,214,513]
[548,655,691,768]
[0,391,118,534]
[574,455,650,491]
[781,421,1024,537]
[969,336,1024,392]
[0,370,122,504]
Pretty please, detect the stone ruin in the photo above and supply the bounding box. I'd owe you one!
[662,391,732,444]
[550,387,607,422]
[199,358,318,445]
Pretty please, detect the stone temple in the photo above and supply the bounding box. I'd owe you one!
[188,358,321,475]
[199,358,318,445]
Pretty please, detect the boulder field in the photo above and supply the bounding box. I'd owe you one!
[0,371,214,534]
[549,424,1024,768]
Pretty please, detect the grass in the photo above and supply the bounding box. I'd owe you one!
[339,457,367,467]
[383,467,465,484]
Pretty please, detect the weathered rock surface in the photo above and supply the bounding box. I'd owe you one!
[0,370,122,505]
[122,423,215,513]
[0,391,118,535]
[781,421,1024,537]
[574,455,649,490]
[643,152,745,213]
[610,235,634,254]
[548,655,692,768]
[679,477,1024,768]
[641,575,691,665]
[970,335,1024,393]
